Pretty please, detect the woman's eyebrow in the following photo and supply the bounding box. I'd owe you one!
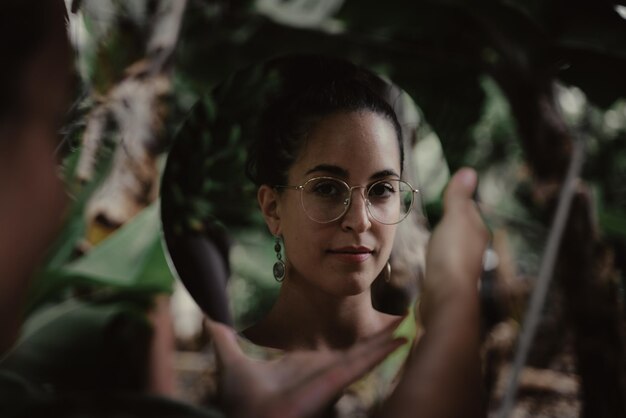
[304,165,400,180]
[305,164,348,177]
[370,169,400,180]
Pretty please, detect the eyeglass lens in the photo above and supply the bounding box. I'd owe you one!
[301,178,414,224]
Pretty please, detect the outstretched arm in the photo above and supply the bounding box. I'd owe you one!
[208,317,406,418]
[0,0,71,356]
[381,167,489,418]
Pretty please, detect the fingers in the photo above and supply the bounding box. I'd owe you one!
[443,167,490,244]
[341,317,407,382]
[443,167,478,214]
[340,316,405,362]
[206,318,245,367]
[273,320,407,418]
[362,315,405,343]
[340,336,407,382]
[422,167,489,320]
[276,316,406,382]
[286,339,406,417]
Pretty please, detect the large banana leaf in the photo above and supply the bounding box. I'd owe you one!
[0,299,151,394]
[27,203,174,313]
[0,299,221,418]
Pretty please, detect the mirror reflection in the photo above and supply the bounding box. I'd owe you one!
[161,54,430,414]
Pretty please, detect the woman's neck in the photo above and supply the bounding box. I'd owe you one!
[244,275,395,351]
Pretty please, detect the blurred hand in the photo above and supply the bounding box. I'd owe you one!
[420,167,490,324]
[383,168,489,418]
[207,318,406,418]
[0,130,67,353]
[0,6,71,353]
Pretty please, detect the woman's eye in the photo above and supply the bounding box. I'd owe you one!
[312,181,342,197]
[369,182,395,198]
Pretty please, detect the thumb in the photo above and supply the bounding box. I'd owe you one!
[443,167,478,214]
[206,318,245,366]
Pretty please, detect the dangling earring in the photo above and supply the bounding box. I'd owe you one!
[382,261,392,283]
[273,236,286,282]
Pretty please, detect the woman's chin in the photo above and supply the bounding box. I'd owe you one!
[325,272,374,297]
[287,267,376,298]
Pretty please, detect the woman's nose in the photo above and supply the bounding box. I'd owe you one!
[340,189,372,232]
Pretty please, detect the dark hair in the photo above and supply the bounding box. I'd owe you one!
[0,0,68,123]
[245,55,404,187]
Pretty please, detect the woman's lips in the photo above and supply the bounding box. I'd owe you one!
[327,246,373,263]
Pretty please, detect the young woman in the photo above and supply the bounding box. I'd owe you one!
[164,54,487,418]
[1,5,486,415]
[243,56,414,352]
[227,56,423,415]
[244,57,414,349]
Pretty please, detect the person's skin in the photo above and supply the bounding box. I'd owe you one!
[0,4,489,414]
[0,6,180,398]
[245,110,402,350]
[1,42,488,416]
[209,317,407,418]
[212,167,489,418]
[380,167,489,418]
[0,2,71,354]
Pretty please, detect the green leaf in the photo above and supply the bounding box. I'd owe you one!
[599,209,626,239]
[27,204,174,312]
[0,299,151,393]
[62,204,172,290]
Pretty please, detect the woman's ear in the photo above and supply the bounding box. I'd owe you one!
[258,185,281,235]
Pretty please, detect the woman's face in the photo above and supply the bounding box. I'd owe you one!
[269,110,401,297]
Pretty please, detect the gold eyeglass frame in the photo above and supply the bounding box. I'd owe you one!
[275,176,419,225]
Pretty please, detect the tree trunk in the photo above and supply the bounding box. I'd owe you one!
[557,190,626,418]
[493,61,626,416]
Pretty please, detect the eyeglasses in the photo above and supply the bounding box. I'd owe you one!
[276,176,419,225]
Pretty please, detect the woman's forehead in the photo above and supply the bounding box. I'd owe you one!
[290,110,402,181]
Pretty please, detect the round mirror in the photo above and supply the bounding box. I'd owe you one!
[160,54,429,331]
